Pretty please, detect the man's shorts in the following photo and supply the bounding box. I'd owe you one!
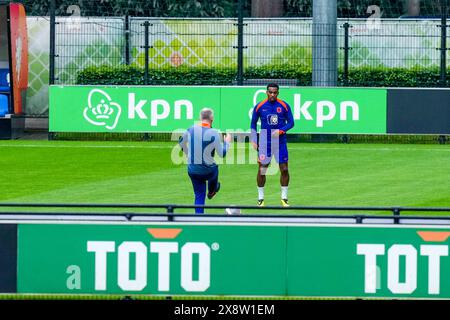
[258,142,288,165]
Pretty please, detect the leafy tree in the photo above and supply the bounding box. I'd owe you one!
[15,0,449,18]
[283,0,446,18]
[19,0,242,17]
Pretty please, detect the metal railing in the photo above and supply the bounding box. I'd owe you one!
[0,203,449,225]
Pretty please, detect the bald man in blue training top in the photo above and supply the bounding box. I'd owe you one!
[250,83,294,207]
[179,108,231,214]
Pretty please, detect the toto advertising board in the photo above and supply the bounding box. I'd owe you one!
[49,86,387,134]
[16,223,450,298]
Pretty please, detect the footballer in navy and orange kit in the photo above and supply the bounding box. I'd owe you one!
[250,83,295,207]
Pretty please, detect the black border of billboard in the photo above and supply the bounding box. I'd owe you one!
[387,89,450,134]
[0,224,17,293]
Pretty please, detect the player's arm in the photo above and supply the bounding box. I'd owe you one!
[279,103,295,134]
[178,130,189,156]
[250,106,259,150]
[213,130,231,158]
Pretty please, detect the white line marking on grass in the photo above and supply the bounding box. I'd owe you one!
[0,144,449,152]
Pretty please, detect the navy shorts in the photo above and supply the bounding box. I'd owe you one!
[258,142,288,165]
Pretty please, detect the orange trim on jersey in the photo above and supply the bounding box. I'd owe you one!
[255,99,268,112]
[200,122,211,128]
[277,99,289,111]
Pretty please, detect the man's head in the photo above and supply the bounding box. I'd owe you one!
[200,108,214,124]
[266,83,279,102]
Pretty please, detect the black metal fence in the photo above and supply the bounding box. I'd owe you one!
[50,16,450,88]
[3,0,449,88]
[1,202,450,224]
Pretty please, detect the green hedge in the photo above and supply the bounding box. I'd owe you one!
[76,65,236,86]
[76,65,450,87]
[342,67,449,87]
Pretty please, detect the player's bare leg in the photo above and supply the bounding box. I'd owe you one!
[279,162,290,206]
[257,162,269,206]
[257,162,268,187]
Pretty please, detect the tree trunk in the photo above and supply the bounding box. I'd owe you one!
[251,0,284,17]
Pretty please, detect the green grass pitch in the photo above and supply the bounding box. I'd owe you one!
[0,140,449,214]
[0,139,449,300]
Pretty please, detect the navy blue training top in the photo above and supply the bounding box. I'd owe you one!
[179,123,229,175]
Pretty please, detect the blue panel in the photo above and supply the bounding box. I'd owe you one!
[0,94,8,116]
[0,69,10,89]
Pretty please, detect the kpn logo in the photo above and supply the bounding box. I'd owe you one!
[83,89,194,130]
[357,231,450,296]
[84,228,217,293]
[83,89,122,130]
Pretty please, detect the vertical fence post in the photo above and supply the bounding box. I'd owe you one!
[48,0,56,141]
[141,21,151,85]
[142,21,151,140]
[439,0,448,87]
[340,22,351,144]
[167,205,174,222]
[236,0,244,85]
[342,22,350,87]
[49,0,56,85]
[438,0,448,145]
[393,208,400,224]
[124,14,130,65]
